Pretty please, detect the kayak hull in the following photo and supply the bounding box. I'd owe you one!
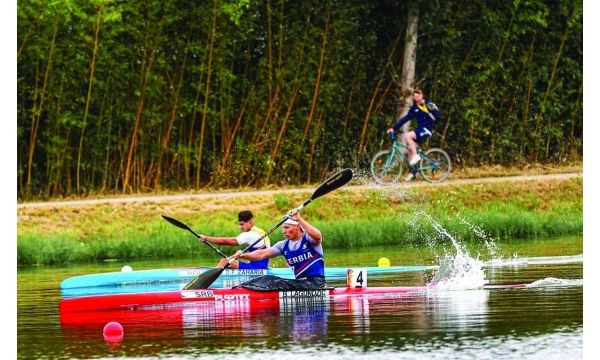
[60,265,435,290]
[59,284,527,313]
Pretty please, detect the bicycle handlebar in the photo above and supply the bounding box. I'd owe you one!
[388,132,396,140]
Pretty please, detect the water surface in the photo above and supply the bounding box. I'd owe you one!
[17,236,583,359]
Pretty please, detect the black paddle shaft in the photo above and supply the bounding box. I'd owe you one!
[161,215,229,259]
[182,168,354,290]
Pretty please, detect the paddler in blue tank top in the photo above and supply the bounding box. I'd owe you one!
[234,210,327,291]
[197,210,271,270]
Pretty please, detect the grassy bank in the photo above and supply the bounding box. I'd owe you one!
[17,177,582,266]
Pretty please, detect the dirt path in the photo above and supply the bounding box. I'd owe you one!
[17,172,581,209]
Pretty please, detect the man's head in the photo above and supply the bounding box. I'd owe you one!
[282,218,303,240]
[237,210,254,232]
[413,89,425,104]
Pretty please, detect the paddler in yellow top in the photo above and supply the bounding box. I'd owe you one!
[198,210,271,269]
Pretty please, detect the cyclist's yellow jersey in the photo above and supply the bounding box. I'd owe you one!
[417,102,429,113]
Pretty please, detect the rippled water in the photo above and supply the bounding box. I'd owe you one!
[17,239,582,359]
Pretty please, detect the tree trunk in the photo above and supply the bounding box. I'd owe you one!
[222,92,250,167]
[278,0,285,73]
[534,20,569,162]
[155,31,191,190]
[185,53,208,185]
[26,20,58,194]
[522,77,533,158]
[342,73,359,139]
[77,5,104,193]
[358,78,385,156]
[123,26,160,192]
[397,0,419,135]
[306,113,323,183]
[266,86,300,183]
[304,14,329,137]
[195,0,218,188]
[48,74,65,197]
[266,0,273,101]
[570,82,582,139]
[357,33,402,156]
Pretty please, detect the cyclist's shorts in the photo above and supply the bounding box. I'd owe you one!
[415,127,432,144]
[238,259,269,270]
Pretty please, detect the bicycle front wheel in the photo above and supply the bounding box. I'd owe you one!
[370,150,405,185]
[419,148,451,183]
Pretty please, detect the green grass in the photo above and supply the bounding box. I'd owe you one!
[17,177,582,266]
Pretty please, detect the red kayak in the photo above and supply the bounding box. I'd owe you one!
[59,284,527,313]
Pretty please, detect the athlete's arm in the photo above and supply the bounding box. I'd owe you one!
[199,235,239,246]
[292,212,322,245]
[236,247,276,261]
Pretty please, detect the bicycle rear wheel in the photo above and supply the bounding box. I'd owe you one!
[419,148,451,183]
[370,150,405,185]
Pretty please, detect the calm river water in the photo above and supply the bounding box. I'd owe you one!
[17,237,583,359]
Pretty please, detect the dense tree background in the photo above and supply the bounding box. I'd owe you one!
[17,0,583,198]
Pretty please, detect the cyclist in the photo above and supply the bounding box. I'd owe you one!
[386,89,441,181]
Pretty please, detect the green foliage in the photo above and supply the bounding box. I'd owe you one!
[17,0,583,198]
[17,179,582,266]
[17,205,581,266]
[273,194,291,210]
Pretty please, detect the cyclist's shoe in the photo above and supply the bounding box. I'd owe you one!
[409,154,421,165]
[404,173,415,181]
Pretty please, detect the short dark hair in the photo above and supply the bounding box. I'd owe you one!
[238,210,253,222]
[414,88,425,97]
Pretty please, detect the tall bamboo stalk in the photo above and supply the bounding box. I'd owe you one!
[195,0,218,188]
[77,5,104,193]
[155,31,191,190]
[123,24,160,192]
[304,14,329,137]
[534,20,570,161]
[26,20,58,194]
[357,32,402,156]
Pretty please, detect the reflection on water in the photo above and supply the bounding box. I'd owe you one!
[55,281,582,359]
[425,289,490,332]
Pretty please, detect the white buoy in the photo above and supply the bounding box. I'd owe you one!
[121,265,133,272]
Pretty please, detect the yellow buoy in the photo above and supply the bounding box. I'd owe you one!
[377,257,391,267]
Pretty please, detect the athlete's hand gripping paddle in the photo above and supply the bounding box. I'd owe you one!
[161,215,229,259]
[182,168,354,290]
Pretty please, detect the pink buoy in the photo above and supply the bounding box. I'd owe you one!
[103,321,124,342]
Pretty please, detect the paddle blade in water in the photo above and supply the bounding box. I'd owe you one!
[183,267,224,290]
[311,168,354,200]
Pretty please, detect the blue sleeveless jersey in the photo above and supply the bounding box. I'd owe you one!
[283,233,325,278]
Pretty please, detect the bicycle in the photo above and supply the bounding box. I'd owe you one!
[370,132,451,185]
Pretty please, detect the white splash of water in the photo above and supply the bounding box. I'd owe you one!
[428,252,488,291]
[417,211,489,291]
[457,216,500,257]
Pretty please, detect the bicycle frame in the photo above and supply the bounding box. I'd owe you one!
[386,138,442,172]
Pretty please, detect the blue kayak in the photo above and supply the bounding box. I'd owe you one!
[60,265,436,298]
